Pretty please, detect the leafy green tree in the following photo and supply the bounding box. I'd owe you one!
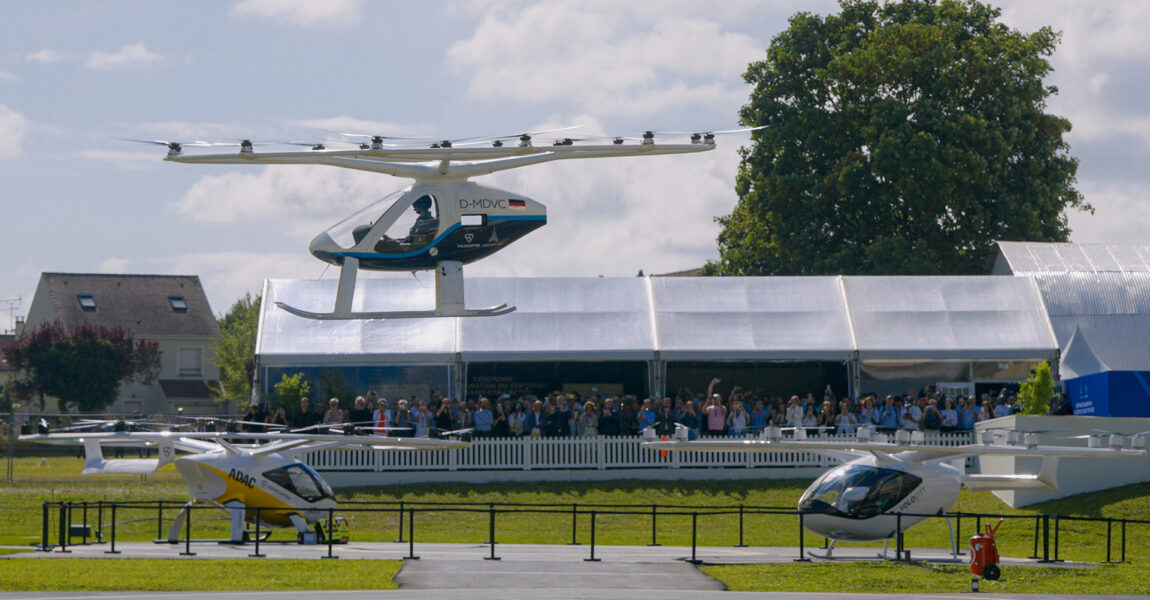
[1,321,162,412]
[707,0,1090,276]
[211,294,261,404]
[319,369,350,406]
[1018,361,1054,415]
[273,373,310,419]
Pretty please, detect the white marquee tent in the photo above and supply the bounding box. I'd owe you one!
[256,274,1058,398]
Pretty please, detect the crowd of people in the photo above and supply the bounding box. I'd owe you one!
[237,379,1071,440]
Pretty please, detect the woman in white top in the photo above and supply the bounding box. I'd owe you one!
[940,396,959,431]
[785,395,803,427]
[834,403,858,435]
[727,402,749,437]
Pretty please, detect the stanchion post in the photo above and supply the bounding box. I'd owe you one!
[955,511,962,555]
[97,500,104,543]
[895,513,903,561]
[180,504,195,556]
[485,506,500,560]
[485,503,494,544]
[249,507,264,558]
[58,503,70,553]
[1031,515,1040,559]
[1039,514,1051,562]
[735,505,747,547]
[406,508,419,560]
[567,503,580,545]
[1054,515,1061,562]
[687,511,701,565]
[794,511,810,562]
[1106,518,1112,563]
[584,510,601,562]
[39,502,50,552]
[324,507,337,559]
[648,504,660,547]
[105,504,120,555]
[394,501,405,543]
[157,500,164,542]
[1121,520,1127,563]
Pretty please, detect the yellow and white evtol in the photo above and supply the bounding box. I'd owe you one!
[644,425,1145,554]
[19,428,466,543]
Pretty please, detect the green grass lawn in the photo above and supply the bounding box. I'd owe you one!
[2,456,1149,592]
[0,559,401,591]
[702,562,1150,595]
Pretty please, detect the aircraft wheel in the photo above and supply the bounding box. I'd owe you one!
[982,563,1000,581]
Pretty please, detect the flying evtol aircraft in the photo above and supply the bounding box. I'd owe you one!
[643,425,1145,556]
[19,426,467,544]
[139,127,752,319]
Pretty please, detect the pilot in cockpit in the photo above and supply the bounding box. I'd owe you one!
[369,195,439,252]
[406,195,437,240]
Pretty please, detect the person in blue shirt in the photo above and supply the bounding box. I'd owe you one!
[957,396,977,430]
[636,397,657,432]
[877,394,901,432]
[750,400,769,435]
[472,397,494,437]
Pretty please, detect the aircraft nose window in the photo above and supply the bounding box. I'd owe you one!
[323,188,410,250]
[799,465,921,519]
[373,194,439,253]
[263,463,334,503]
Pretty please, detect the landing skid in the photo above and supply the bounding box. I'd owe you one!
[275,301,514,320]
[277,258,516,320]
[806,539,837,560]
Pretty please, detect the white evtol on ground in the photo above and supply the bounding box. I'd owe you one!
[644,425,1145,553]
[20,427,466,543]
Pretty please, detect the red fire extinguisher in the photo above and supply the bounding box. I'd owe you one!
[970,518,1003,581]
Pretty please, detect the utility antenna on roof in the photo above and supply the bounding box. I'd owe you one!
[0,297,21,335]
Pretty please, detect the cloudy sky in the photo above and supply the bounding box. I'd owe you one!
[2,1,1148,330]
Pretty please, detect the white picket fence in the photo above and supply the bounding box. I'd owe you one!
[304,431,975,473]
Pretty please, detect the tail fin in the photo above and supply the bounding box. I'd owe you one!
[81,439,160,475]
[961,455,1061,492]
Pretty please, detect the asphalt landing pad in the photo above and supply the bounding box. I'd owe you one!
[395,558,723,591]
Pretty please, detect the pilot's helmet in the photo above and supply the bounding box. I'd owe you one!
[413,195,433,212]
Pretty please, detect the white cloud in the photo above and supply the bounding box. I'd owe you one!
[446,2,763,117]
[231,0,360,26]
[468,117,745,277]
[0,71,16,82]
[97,258,131,273]
[25,49,74,64]
[1069,180,1150,245]
[998,1,1150,148]
[285,116,432,141]
[0,104,28,160]
[130,120,264,142]
[172,165,387,232]
[85,43,162,71]
[74,149,162,169]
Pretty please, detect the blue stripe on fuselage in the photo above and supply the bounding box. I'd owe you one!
[332,214,545,260]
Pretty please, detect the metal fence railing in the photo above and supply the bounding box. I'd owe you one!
[34,498,1147,565]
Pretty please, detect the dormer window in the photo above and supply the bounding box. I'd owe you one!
[77,294,97,311]
[169,296,188,312]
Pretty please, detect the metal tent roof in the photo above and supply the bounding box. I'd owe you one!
[992,242,1150,375]
[994,241,1150,275]
[256,275,1058,367]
